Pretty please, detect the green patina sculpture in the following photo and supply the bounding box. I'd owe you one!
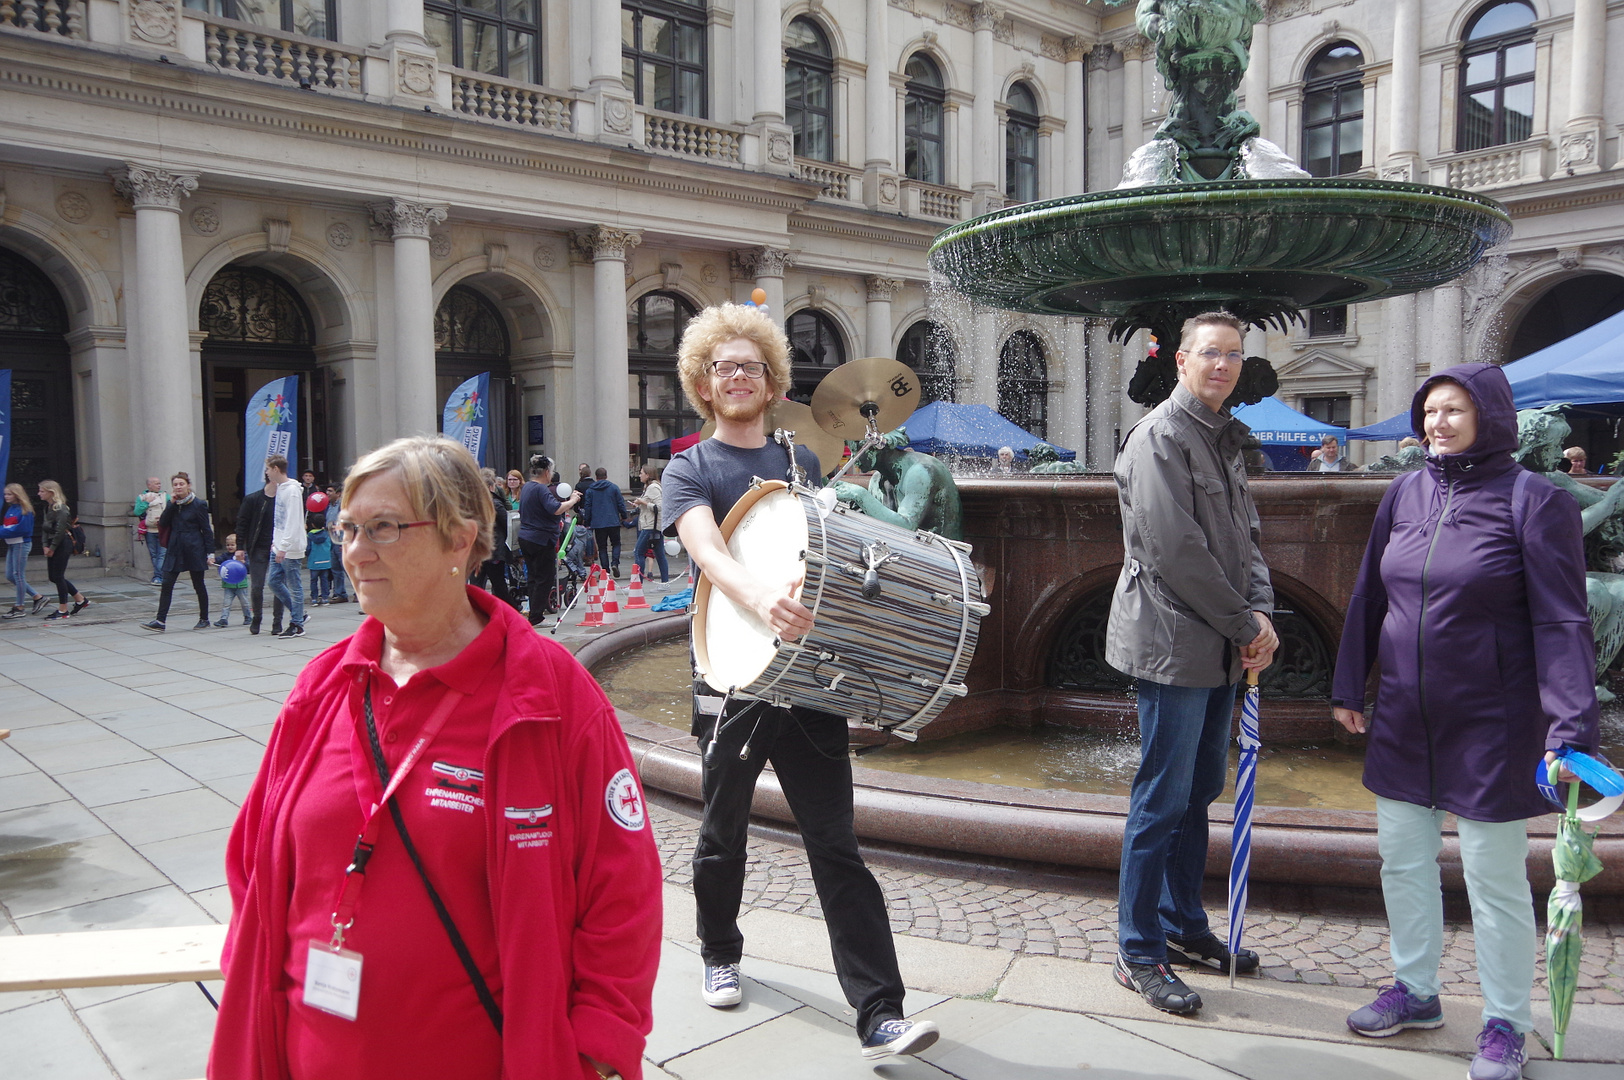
[1365,445,1427,474]
[1515,406,1624,700]
[833,427,965,542]
[1136,0,1264,181]
[1027,443,1087,474]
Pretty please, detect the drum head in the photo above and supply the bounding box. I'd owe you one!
[696,485,809,691]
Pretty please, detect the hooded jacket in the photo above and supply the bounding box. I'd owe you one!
[271,478,308,560]
[581,479,631,531]
[1331,363,1599,822]
[210,588,662,1080]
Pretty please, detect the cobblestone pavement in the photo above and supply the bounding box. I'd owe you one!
[648,801,1624,1006]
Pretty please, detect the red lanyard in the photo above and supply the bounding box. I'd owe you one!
[327,680,464,950]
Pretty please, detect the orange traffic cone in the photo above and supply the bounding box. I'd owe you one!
[576,566,603,627]
[626,564,650,609]
[599,575,620,626]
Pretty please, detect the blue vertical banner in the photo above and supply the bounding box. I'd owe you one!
[0,369,11,487]
[245,376,298,494]
[443,372,490,466]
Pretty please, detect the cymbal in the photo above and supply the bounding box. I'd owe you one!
[695,400,846,479]
[809,357,921,438]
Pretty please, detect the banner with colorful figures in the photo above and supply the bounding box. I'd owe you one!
[0,369,10,487]
[245,376,298,494]
[443,372,490,466]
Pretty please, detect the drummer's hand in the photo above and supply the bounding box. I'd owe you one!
[1333,707,1366,734]
[1545,750,1579,783]
[754,576,813,642]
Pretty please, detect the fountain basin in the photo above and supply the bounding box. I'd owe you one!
[928,180,1512,317]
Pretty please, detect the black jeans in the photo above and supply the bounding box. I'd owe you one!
[246,551,284,630]
[692,697,904,1039]
[474,557,518,610]
[156,568,208,623]
[46,545,77,604]
[594,527,621,571]
[518,538,556,621]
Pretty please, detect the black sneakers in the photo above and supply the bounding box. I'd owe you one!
[1166,930,1260,974]
[279,623,305,638]
[1115,954,1203,1015]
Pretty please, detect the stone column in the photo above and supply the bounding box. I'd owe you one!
[749,0,796,175]
[1087,44,1116,190]
[369,199,448,438]
[863,0,900,211]
[1380,295,1417,428]
[733,247,793,321]
[970,312,1000,414]
[1560,0,1606,174]
[1428,284,1464,375]
[865,276,901,357]
[1383,0,1421,180]
[588,0,637,143]
[970,3,1002,215]
[1063,36,1087,194]
[573,226,643,476]
[111,164,200,483]
[1244,11,1270,142]
[1117,37,1147,154]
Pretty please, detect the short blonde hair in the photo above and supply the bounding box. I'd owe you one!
[342,436,494,574]
[675,302,791,421]
[38,480,67,511]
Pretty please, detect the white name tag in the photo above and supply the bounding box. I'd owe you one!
[303,942,363,1021]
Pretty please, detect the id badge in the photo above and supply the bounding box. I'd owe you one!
[303,941,363,1021]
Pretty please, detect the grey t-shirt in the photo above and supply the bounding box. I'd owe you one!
[661,437,820,533]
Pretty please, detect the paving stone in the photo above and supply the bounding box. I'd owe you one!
[660,1005,951,1080]
[645,940,801,1065]
[0,831,167,919]
[93,786,241,847]
[136,828,231,893]
[15,882,214,934]
[0,998,118,1079]
[76,981,216,1080]
[52,758,200,808]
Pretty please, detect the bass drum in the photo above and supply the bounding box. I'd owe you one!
[692,479,986,739]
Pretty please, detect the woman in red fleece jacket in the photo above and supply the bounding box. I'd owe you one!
[211,436,662,1080]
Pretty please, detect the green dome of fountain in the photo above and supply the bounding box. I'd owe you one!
[928,179,1513,319]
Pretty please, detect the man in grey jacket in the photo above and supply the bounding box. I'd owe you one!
[1106,311,1279,1016]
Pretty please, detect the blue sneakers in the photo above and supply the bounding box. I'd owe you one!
[860,1018,939,1060]
[1345,981,1444,1037]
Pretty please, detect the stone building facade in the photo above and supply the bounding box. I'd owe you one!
[0,0,1619,565]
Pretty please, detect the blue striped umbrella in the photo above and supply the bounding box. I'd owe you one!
[1229,669,1261,987]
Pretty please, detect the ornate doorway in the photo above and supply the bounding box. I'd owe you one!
[435,285,517,471]
[0,246,75,553]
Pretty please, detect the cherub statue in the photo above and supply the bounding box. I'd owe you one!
[1515,405,1624,699]
[833,427,965,542]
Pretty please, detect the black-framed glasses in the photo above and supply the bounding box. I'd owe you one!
[1194,348,1245,363]
[335,519,437,545]
[710,360,766,379]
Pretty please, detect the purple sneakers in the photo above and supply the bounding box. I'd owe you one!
[1467,1019,1525,1080]
[1345,981,1444,1037]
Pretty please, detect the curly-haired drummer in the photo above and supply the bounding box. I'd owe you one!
[661,303,941,1061]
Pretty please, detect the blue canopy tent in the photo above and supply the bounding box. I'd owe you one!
[901,401,1077,460]
[1346,410,1414,441]
[1231,396,1347,471]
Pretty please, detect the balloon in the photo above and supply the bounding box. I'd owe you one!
[556,482,572,499]
[664,539,681,557]
[751,288,767,306]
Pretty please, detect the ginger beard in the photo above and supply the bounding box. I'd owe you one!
[700,337,773,424]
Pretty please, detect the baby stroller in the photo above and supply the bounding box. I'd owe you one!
[556,520,596,611]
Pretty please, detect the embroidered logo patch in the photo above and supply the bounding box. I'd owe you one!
[604,768,646,831]
[503,804,554,830]
[431,761,484,793]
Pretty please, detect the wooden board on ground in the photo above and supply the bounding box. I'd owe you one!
[0,924,227,991]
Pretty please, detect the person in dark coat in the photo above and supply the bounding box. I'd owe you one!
[1331,363,1599,1080]
[474,467,518,610]
[581,467,631,576]
[144,472,217,631]
[235,475,284,635]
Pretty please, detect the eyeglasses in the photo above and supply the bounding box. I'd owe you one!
[710,360,766,379]
[335,519,436,545]
[1194,348,1246,363]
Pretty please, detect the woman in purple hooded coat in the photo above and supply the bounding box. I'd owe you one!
[1331,363,1599,1080]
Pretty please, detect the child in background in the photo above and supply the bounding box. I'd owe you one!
[323,483,349,603]
[306,518,333,605]
[215,550,250,626]
[214,532,240,566]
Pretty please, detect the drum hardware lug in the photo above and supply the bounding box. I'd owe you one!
[824,672,847,692]
[858,541,901,600]
[944,682,968,697]
[749,476,766,490]
[804,551,826,567]
[965,601,990,618]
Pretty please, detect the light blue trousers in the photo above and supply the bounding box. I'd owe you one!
[6,542,41,607]
[1377,796,1536,1032]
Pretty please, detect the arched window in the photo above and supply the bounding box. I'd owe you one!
[199,266,313,346]
[998,330,1047,439]
[423,0,539,81]
[1005,82,1040,203]
[1301,42,1364,177]
[785,309,846,402]
[898,320,956,405]
[785,16,833,162]
[435,285,509,358]
[183,0,335,41]
[622,0,707,117]
[628,291,699,460]
[1458,1,1536,152]
[904,54,946,185]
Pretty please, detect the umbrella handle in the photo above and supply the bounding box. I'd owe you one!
[1247,669,1259,688]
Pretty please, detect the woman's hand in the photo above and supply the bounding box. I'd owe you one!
[1333,707,1366,734]
[1544,750,1579,783]
[43,547,53,558]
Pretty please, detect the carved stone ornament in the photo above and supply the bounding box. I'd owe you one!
[889,0,918,13]
[1559,131,1597,168]
[946,4,974,31]
[368,199,449,240]
[398,56,437,97]
[879,176,899,204]
[1265,0,1311,23]
[735,246,795,279]
[486,243,508,271]
[130,0,178,46]
[661,262,683,289]
[1089,43,1116,67]
[1380,163,1414,183]
[532,244,557,270]
[570,225,643,262]
[806,284,828,309]
[110,165,199,212]
[1064,35,1090,63]
[1461,253,1515,334]
[972,3,1003,32]
[603,96,634,135]
[1116,36,1150,62]
[326,222,354,250]
[265,218,292,252]
[768,133,793,165]
[430,233,452,260]
[700,263,719,284]
[1557,247,1583,271]
[867,276,903,302]
[189,206,221,236]
[55,191,93,224]
[1039,33,1067,62]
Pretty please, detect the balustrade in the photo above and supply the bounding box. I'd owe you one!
[795,158,862,201]
[451,73,572,132]
[201,16,361,94]
[644,112,742,164]
[0,0,84,38]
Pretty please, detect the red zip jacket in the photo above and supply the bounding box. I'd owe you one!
[210,588,662,1080]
